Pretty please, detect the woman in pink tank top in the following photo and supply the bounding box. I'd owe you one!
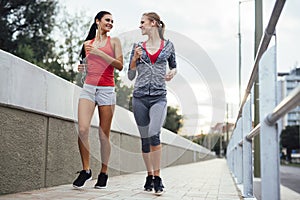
[73,11,123,189]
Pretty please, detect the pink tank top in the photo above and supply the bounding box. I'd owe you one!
[85,36,115,86]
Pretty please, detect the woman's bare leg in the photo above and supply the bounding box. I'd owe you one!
[78,98,96,170]
[151,144,162,176]
[98,105,115,174]
[142,152,154,176]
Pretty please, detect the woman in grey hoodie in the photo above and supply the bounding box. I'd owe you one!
[128,12,177,195]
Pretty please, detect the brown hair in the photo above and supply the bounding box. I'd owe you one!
[143,12,165,40]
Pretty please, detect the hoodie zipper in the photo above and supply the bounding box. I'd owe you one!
[138,40,169,95]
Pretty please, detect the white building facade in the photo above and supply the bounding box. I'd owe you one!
[279,67,300,127]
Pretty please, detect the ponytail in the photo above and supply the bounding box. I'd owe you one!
[79,11,111,60]
[157,20,165,40]
[79,23,97,60]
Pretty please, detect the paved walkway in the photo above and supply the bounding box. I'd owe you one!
[0,159,241,200]
[1,159,299,200]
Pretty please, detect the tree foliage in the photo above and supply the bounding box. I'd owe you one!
[55,8,91,84]
[114,72,133,110]
[0,0,85,82]
[281,125,300,149]
[280,125,300,161]
[163,106,183,133]
[0,0,58,64]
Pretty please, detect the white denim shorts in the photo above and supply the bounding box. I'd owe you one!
[79,84,116,106]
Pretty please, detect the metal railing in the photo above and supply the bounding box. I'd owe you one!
[226,0,300,199]
[236,0,286,120]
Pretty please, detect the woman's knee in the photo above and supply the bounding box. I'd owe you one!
[99,134,110,144]
[99,127,110,139]
[78,126,89,139]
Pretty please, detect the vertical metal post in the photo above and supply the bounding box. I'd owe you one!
[230,142,234,173]
[254,0,263,178]
[276,79,283,146]
[220,133,223,157]
[242,99,253,197]
[231,143,234,173]
[259,46,280,200]
[238,0,254,106]
[233,131,238,179]
[236,119,243,184]
[227,141,230,167]
[238,1,242,105]
[227,142,231,171]
[231,130,237,178]
[226,103,229,146]
[227,142,231,170]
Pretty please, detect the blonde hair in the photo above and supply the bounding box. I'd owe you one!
[143,12,165,40]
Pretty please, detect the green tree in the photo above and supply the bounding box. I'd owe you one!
[115,71,133,109]
[0,0,58,64]
[55,8,91,84]
[0,0,80,83]
[0,0,75,81]
[114,38,134,109]
[280,125,300,162]
[163,106,183,133]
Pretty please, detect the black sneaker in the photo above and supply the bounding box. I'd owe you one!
[94,172,108,189]
[73,169,92,188]
[144,175,154,191]
[153,176,165,195]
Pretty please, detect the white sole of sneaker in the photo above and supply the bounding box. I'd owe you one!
[72,177,92,189]
[155,190,165,196]
[94,186,107,189]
